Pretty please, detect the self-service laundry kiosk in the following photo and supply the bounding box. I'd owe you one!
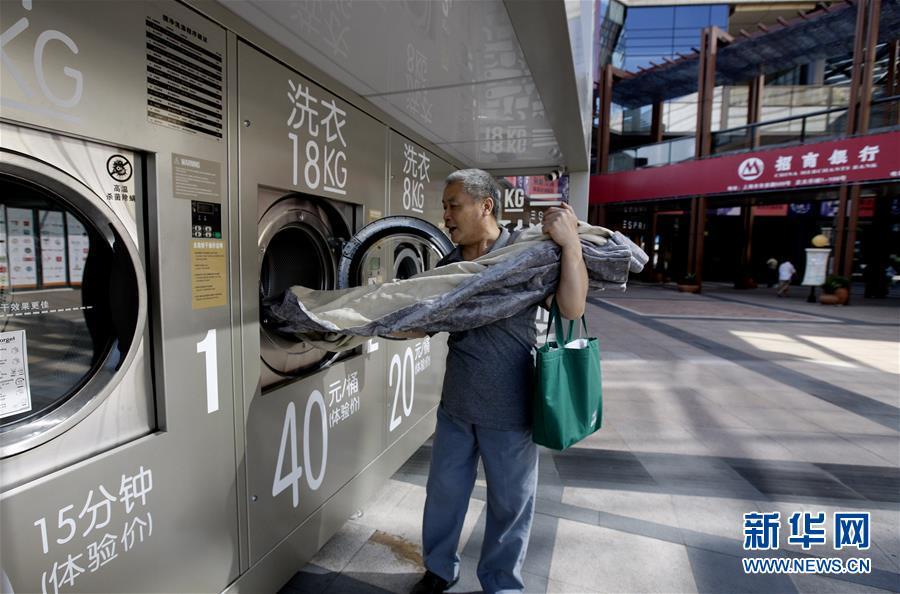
[1,1,461,592]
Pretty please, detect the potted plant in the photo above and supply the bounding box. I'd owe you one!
[820,275,850,305]
[677,273,700,293]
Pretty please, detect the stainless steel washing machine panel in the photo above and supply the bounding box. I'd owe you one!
[383,134,453,448]
[237,41,391,563]
[237,37,389,391]
[388,131,455,228]
[238,42,387,208]
[1,3,241,593]
[0,124,153,486]
[239,39,389,390]
[0,1,229,162]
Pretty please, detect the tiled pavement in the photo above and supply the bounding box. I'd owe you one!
[281,283,900,594]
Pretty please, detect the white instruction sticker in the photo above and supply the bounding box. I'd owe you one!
[0,330,31,419]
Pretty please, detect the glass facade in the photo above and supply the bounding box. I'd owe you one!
[603,2,899,162]
[616,4,729,72]
[592,1,899,296]
[594,0,626,76]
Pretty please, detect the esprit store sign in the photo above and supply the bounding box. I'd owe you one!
[590,131,900,204]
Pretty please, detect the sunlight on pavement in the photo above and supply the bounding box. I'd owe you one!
[730,331,858,368]
[798,336,900,375]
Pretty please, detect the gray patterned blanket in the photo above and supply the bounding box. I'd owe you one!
[263,223,647,350]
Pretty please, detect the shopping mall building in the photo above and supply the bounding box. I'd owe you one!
[588,0,899,298]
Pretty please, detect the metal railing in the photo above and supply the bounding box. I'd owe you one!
[608,136,695,172]
[711,95,899,155]
[711,106,848,155]
[869,94,900,132]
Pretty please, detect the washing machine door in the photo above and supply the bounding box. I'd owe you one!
[258,196,349,384]
[338,216,454,288]
[0,152,145,456]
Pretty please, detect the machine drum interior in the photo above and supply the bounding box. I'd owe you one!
[392,244,425,280]
[338,215,453,288]
[257,198,347,385]
[260,225,331,301]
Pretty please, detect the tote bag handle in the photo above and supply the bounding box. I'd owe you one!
[545,298,589,345]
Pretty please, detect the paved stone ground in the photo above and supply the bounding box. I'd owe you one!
[281,283,900,594]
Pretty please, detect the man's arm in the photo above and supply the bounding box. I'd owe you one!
[542,202,588,319]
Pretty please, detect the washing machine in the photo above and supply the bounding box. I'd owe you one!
[0,122,154,489]
[365,132,455,448]
[338,214,452,287]
[234,42,460,577]
[259,201,452,390]
[257,190,355,389]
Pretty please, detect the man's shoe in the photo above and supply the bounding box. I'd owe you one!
[410,570,458,594]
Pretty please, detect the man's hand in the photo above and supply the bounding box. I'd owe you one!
[542,202,580,250]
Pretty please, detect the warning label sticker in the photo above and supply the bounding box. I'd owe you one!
[191,239,227,309]
[173,154,221,201]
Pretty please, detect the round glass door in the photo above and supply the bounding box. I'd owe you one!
[338,216,453,287]
[0,156,144,457]
[258,196,349,385]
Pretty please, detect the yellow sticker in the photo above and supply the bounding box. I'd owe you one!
[191,239,227,309]
[368,209,383,223]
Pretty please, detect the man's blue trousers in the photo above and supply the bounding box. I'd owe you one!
[422,405,539,594]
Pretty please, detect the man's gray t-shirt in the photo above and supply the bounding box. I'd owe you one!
[438,227,538,431]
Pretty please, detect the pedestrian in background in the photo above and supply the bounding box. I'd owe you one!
[777,259,796,297]
[766,257,778,288]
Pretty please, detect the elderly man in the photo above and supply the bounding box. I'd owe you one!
[410,169,587,594]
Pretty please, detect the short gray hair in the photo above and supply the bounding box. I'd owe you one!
[445,169,500,218]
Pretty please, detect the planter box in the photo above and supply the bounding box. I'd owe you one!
[820,287,849,305]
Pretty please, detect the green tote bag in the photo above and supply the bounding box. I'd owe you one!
[532,300,603,450]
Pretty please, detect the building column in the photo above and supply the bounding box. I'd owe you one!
[845,0,869,135]
[687,27,727,289]
[857,0,881,133]
[836,0,881,278]
[887,40,899,126]
[736,202,755,288]
[644,207,658,281]
[567,171,590,221]
[595,64,614,174]
[747,73,764,148]
[589,204,606,227]
[687,196,698,276]
[592,67,633,226]
[843,185,862,283]
[650,99,664,144]
[833,185,848,276]
[694,28,719,159]
[694,196,707,285]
